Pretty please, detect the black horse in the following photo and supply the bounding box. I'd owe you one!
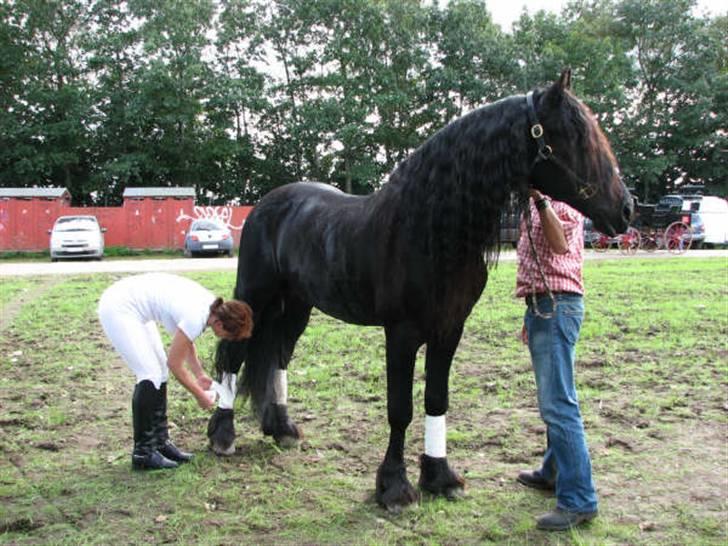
[208,70,633,512]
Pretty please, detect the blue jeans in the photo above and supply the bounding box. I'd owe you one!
[525,293,597,513]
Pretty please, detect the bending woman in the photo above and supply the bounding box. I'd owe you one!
[98,273,252,471]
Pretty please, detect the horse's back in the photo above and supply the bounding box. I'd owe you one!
[236,182,388,324]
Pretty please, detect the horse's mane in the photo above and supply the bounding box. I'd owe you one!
[389,95,532,271]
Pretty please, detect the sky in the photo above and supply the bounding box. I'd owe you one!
[488,0,727,30]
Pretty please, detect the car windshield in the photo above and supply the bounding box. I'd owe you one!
[54,218,98,232]
[192,220,225,231]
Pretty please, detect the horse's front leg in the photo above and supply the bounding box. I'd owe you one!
[418,326,465,499]
[376,324,422,513]
[208,371,237,456]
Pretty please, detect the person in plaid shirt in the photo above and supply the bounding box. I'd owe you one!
[515,189,598,531]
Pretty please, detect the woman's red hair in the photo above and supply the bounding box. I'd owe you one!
[210,298,253,340]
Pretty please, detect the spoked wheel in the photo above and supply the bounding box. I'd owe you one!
[664,221,693,254]
[618,227,641,255]
[590,232,611,252]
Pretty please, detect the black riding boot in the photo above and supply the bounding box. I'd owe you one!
[132,380,178,470]
[154,382,193,463]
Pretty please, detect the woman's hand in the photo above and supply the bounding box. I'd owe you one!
[196,373,213,391]
[196,390,216,410]
[168,329,216,411]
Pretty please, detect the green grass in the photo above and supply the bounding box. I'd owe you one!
[0,247,186,262]
[0,257,726,545]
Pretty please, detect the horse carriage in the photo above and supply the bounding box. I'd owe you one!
[588,202,694,254]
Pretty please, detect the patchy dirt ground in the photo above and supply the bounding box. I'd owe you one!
[1,261,726,545]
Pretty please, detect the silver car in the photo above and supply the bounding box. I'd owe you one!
[184,219,234,257]
[49,215,106,261]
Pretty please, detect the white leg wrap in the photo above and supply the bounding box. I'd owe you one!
[425,414,447,458]
[211,372,237,409]
[273,369,287,405]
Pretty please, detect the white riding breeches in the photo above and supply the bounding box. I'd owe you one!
[98,294,169,388]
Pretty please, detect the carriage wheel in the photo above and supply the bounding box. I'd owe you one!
[590,232,611,252]
[664,222,693,254]
[618,227,641,255]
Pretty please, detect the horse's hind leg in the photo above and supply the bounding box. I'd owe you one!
[418,327,465,499]
[376,323,422,513]
[257,296,312,447]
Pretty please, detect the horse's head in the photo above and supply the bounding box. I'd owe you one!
[527,69,633,236]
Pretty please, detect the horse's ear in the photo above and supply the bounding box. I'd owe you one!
[556,68,572,91]
[542,68,572,108]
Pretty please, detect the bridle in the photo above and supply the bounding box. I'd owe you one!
[523,90,597,319]
[526,91,598,201]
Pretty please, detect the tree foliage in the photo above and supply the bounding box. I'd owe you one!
[1,0,725,204]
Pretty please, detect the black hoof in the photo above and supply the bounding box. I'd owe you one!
[418,454,465,500]
[263,404,302,448]
[375,462,419,513]
[207,408,236,456]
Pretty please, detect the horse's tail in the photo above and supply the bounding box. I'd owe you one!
[213,337,249,378]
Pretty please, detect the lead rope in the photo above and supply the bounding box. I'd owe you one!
[524,203,556,319]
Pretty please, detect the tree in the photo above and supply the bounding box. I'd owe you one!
[0,0,95,204]
[429,0,517,119]
[610,0,726,201]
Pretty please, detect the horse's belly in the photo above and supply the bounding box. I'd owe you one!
[315,301,381,326]
[293,275,381,326]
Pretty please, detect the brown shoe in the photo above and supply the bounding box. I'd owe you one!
[517,470,555,491]
[536,508,598,531]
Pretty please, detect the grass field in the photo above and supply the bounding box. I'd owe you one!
[1,257,726,545]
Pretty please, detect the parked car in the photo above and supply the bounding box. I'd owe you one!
[49,215,106,261]
[184,219,234,257]
[656,193,727,247]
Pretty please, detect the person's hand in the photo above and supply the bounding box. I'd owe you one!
[529,188,544,201]
[196,373,213,390]
[196,390,215,410]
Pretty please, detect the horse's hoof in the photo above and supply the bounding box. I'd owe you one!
[375,462,419,512]
[418,453,465,499]
[210,441,236,456]
[444,484,465,501]
[274,434,300,449]
[264,405,301,447]
[207,408,236,457]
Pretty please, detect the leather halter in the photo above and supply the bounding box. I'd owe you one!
[526,91,597,200]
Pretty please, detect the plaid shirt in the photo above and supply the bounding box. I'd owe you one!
[516,199,585,298]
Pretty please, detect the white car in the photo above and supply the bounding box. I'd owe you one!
[49,215,106,261]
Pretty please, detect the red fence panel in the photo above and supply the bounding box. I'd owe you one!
[0,197,252,252]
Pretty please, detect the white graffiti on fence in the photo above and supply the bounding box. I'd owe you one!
[176,206,245,231]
